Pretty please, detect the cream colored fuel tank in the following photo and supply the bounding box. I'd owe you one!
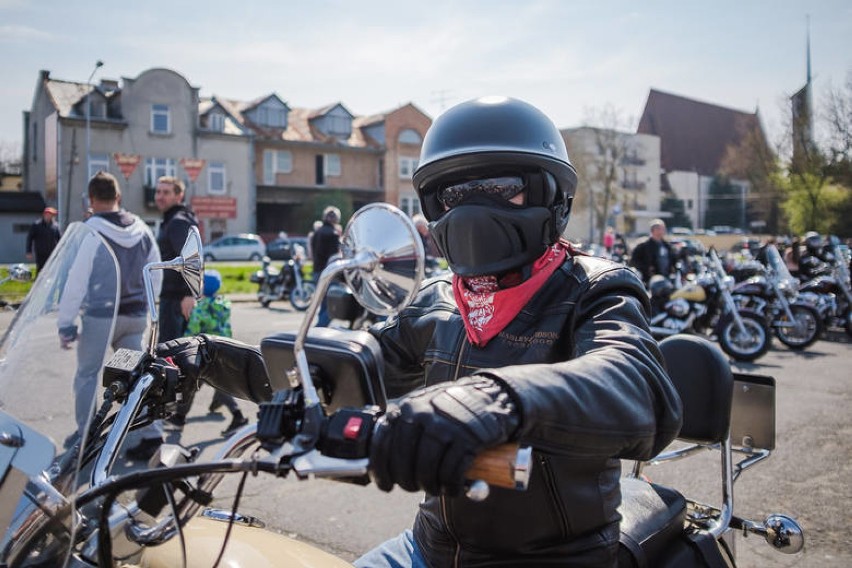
[140,515,352,568]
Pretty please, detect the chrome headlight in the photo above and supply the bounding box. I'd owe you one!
[665,298,691,318]
[722,275,735,292]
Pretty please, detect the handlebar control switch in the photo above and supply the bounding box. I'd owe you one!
[257,389,305,450]
[319,407,381,459]
[102,348,150,390]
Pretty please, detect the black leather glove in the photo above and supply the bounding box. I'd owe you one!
[369,376,520,496]
[157,334,272,403]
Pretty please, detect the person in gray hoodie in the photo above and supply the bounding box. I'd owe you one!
[58,171,162,439]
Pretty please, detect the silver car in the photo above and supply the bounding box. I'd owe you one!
[203,234,266,261]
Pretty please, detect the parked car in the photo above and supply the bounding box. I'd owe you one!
[203,234,266,261]
[266,236,309,260]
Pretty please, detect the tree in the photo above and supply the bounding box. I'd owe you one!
[719,118,785,234]
[776,170,846,234]
[564,105,635,243]
[660,197,691,229]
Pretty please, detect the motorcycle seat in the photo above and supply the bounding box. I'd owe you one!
[617,477,686,568]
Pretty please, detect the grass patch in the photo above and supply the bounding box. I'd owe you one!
[0,265,34,305]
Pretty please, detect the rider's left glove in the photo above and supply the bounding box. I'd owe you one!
[369,375,520,497]
[157,335,272,403]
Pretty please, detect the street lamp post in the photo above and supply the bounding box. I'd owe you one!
[85,60,104,196]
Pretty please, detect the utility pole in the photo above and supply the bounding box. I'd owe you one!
[85,60,104,201]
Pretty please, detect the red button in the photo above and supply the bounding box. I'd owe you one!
[343,416,363,440]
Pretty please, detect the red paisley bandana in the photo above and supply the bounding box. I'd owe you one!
[453,242,568,347]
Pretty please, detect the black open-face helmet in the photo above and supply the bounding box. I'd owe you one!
[413,96,577,236]
[412,96,578,276]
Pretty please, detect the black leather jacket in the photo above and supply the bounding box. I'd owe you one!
[370,253,682,567]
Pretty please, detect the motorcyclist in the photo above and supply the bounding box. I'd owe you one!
[157,96,682,567]
[798,231,833,281]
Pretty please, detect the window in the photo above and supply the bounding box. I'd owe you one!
[208,161,226,194]
[399,195,421,216]
[32,123,38,162]
[326,115,351,137]
[209,112,225,132]
[325,153,341,177]
[151,104,170,134]
[257,106,287,128]
[398,128,422,144]
[399,157,418,179]
[145,157,177,186]
[263,149,293,185]
[89,153,109,179]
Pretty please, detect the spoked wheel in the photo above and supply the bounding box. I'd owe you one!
[718,312,771,362]
[290,282,316,311]
[775,305,823,349]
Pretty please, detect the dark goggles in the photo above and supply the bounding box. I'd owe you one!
[437,176,525,209]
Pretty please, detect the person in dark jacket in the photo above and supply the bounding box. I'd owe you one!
[26,207,61,272]
[630,218,675,286]
[126,175,199,460]
[310,205,341,327]
[155,96,682,567]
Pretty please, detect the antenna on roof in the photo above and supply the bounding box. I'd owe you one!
[430,89,454,111]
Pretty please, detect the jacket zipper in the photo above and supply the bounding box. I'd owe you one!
[538,454,571,539]
[440,332,469,567]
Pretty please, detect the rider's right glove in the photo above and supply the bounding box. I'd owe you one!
[369,375,520,497]
[157,334,272,403]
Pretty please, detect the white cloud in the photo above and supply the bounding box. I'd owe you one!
[0,24,58,42]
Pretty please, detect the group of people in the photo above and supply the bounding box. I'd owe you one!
[54,172,247,460]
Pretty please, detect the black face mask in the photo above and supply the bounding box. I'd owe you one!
[428,195,552,277]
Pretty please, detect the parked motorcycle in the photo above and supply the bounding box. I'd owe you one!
[731,244,823,349]
[0,206,803,566]
[797,244,852,337]
[648,248,771,362]
[0,263,31,310]
[250,252,315,310]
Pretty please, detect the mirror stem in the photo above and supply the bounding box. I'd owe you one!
[294,253,377,443]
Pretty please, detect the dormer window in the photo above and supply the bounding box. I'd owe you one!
[257,106,287,128]
[209,112,225,132]
[398,128,422,144]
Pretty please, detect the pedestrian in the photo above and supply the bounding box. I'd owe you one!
[310,206,341,327]
[185,270,248,437]
[603,225,615,254]
[630,218,675,286]
[157,96,682,567]
[125,175,198,460]
[57,171,161,441]
[26,206,61,272]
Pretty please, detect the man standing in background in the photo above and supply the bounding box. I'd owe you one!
[310,206,341,327]
[26,207,61,272]
[126,175,198,460]
[630,218,674,286]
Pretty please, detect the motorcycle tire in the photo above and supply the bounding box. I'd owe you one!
[718,311,771,362]
[258,284,272,308]
[289,282,316,312]
[774,305,823,349]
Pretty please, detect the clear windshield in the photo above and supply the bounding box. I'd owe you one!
[0,222,119,561]
[762,245,797,289]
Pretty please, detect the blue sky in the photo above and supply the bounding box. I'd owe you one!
[1,0,850,151]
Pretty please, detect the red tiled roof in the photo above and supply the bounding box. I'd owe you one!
[637,89,765,177]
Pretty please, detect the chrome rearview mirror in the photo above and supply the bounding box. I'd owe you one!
[341,204,425,315]
[142,226,205,354]
[292,203,425,444]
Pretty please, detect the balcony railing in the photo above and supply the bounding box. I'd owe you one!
[620,154,646,166]
[621,180,646,190]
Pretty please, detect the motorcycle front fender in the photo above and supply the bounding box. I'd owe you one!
[141,515,351,567]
